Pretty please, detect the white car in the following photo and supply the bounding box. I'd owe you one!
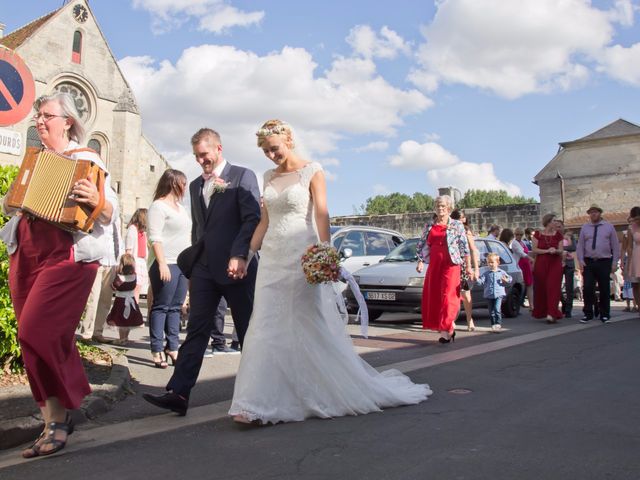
[330,226,405,275]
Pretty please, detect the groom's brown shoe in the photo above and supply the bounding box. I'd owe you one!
[142,392,188,416]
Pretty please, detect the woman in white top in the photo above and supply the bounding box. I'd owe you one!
[499,228,531,310]
[147,170,191,368]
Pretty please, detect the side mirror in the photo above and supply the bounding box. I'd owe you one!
[341,248,353,259]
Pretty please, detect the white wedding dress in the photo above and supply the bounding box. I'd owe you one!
[228,162,431,423]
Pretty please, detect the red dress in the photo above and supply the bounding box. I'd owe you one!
[532,231,564,320]
[9,217,98,409]
[421,224,461,332]
[106,274,144,327]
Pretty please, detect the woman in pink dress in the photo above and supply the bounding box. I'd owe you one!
[624,206,640,316]
[532,214,564,322]
[416,196,472,343]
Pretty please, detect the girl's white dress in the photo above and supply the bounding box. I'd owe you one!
[228,162,431,424]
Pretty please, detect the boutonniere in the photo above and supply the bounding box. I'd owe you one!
[210,177,230,195]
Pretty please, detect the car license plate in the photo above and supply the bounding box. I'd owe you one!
[367,292,396,301]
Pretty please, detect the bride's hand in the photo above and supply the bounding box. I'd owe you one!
[228,257,247,280]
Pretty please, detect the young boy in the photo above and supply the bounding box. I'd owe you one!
[475,253,513,332]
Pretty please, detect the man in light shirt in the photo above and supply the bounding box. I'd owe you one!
[576,204,620,323]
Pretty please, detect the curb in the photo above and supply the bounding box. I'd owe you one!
[0,346,131,450]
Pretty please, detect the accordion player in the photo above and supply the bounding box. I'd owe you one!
[6,147,106,233]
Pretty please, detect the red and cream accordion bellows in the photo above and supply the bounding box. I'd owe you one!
[6,147,106,233]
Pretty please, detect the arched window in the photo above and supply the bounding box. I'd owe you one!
[26,126,43,148]
[87,138,101,155]
[72,31,82,64]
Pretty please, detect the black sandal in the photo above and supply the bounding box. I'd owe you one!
[28,414,74,458]
[21,431,45,459]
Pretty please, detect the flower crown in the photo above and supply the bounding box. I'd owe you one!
[255,124,290,138]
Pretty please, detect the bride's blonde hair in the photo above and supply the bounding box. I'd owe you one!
[256,119,295,149]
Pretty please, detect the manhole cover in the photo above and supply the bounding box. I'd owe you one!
[448,388,473,394]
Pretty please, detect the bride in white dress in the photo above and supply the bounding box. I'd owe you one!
[229,120,431,424]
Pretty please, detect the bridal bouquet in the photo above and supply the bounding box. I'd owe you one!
[301,242,341,284]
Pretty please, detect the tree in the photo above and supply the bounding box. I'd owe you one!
[457,189,536,209]
[363,192,435,215]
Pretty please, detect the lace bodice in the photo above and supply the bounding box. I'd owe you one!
[262,162,323,252]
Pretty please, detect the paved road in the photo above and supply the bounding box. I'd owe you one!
[1,311,639,479]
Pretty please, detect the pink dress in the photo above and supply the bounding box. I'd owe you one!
[517,240,533,286]
[628,224,640,283]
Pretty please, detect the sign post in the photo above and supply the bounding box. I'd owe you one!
[0,46,36,127]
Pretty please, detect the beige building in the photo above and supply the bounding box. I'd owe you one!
[534,119,640,229]
[0,0,168,220]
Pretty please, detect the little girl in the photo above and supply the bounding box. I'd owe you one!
[107,253,144,345]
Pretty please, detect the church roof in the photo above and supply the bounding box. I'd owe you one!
[0,10,58,50]
[561,119,640,146]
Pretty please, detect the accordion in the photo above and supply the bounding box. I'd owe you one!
[6,147,106,233]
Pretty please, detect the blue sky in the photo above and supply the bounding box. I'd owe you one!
[4,1,640,215]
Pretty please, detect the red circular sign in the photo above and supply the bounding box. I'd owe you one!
[0,46,36,126]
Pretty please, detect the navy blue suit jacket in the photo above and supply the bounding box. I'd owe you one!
[189,162,261,284]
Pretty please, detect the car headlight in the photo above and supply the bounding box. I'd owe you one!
[407,277,423,287]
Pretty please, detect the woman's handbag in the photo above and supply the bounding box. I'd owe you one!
[177,239,204,279]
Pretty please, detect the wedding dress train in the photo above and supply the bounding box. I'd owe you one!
[228,162,431,424]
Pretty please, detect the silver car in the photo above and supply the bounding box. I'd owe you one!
[330,225,405,274]
[344,237,525,321]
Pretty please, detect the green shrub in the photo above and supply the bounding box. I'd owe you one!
[0,165,20,373]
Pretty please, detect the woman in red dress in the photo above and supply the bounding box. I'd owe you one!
[416,196,472,343]
[2,93,118,458]
[532,213,564,322]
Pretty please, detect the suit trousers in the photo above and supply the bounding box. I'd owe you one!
[582,258,612,319]
[167,261,255,397]
[78,264,116,338]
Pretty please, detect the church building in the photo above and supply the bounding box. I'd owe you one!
[0,0,169,220]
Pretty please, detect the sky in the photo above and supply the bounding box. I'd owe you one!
[3,0,640,216]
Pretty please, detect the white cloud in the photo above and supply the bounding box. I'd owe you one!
[427,162,521,195]
[347,25,411,59]
[424,132,440,142]
[354,141,389,153]
[389,140,520,195]
[409,0,633,99]
[119,45,430,184]
[373,184,390,195]
[597,43,640,86]
[131,0,263,34]
[389,140,460,169]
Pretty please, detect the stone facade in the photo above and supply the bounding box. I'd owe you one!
[0,1,169,221]
[331,203,541,238]
[534,119,640,228]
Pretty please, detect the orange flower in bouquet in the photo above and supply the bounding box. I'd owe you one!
[301,242,341,284]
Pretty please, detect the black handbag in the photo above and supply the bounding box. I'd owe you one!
[177,239,204,279]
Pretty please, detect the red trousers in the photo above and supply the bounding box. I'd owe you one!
[9,217,98,409]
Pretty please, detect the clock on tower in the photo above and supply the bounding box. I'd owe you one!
[73,4,88,23]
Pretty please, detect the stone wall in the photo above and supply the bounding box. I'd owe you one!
[331,203,541,237]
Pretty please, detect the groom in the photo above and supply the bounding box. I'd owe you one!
[143,128,261,415]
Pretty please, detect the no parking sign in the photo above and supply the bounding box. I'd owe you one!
[0,46,35,127]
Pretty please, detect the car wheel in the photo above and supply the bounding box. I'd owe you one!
[502,287,522,318]
[368,309,383,321]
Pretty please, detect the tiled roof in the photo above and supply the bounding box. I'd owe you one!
[0,10,58,50]
[564,211,630,229]
[562,119,640,146]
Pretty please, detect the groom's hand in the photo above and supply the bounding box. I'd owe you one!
[228,257,247,280]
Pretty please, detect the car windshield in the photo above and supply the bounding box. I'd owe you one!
[381,238,417,262]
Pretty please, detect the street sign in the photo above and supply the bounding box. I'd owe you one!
[0,127,22,155]
[0,46,35,127]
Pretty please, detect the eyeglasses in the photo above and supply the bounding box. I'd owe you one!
[33,113,67,122]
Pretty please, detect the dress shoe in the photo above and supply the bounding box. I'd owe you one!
[142,392,188,416]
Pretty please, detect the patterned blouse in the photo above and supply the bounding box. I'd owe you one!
[416,217,470,266]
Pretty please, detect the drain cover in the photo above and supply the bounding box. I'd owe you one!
[448,388,473,394]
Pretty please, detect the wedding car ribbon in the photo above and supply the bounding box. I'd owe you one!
[115,290,137,319]
[339,266,369,338]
